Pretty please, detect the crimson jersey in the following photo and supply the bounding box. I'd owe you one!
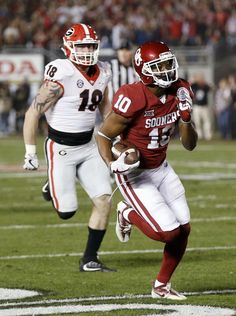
[112,79,193,169]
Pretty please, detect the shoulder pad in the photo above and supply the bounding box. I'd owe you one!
[44,59,74,81]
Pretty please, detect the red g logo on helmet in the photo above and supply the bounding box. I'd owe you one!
[133,41,179,88]
[65,28,74,37]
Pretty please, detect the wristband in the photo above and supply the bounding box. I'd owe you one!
[180,119,192,124]
[25,144,36,155]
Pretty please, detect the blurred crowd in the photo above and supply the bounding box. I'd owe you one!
[1,74,236,140]
[1,0,236,50]
[1,0,236,140]
[190,74,236,140]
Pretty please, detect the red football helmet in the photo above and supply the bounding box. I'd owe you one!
[62,24,100,66]
[133,41,178,88]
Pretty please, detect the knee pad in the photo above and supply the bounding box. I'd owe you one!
[57,211,76,220]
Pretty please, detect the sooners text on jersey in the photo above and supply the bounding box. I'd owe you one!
[112,79,193,169]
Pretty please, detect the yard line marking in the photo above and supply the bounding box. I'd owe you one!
[171,161,236,169]
[169,143,236,151]
[0,216,236,230]
[1,161,236,181]
[0,246,236,260]
[1,289,236,307]
[191,216,236,222]
[0,172,46,178]
[0,303,234,316]
[181,173,236,180]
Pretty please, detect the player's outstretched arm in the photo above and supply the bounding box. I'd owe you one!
[179,120,198,151]
[177,86,198,151]
[23,80,63,170]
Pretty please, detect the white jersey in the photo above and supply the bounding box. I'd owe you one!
[44,59,111,133]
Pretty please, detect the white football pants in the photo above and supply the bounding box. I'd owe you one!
[115,161,190,232]
[44,137,112,214]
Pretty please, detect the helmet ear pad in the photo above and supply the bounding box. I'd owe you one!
[140,75,153,85]
[62,45,71,59]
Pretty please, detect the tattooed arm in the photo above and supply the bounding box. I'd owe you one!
[23,80,63,146]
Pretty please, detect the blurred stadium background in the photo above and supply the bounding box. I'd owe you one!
[0,1,236,315]
[0,0,236,138]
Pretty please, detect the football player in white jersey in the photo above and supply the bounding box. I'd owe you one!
[23,23,116,272]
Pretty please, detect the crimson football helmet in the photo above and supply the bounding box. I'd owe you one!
[62,24,100,66]
[133,41,178,88]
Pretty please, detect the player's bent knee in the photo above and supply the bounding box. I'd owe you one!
[93,194,111,215]
[156,224,191,243]
[180,223,191,238]
[157,227,181,243]
[57,211,76,220]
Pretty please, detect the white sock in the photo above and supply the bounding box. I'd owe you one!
[154,280,165,288]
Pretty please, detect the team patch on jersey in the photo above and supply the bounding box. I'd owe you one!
[59,150,67,156]
[144,109,155,117]
[77,79,84,88]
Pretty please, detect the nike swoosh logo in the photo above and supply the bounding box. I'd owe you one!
[29,160,36,169]
[42,185,49,193]
[82,265,101,271]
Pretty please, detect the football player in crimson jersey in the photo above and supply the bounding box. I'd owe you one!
[23,24,116,272]
[97,41,198,299]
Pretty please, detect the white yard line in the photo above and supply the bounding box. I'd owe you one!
[1,161,236,180]
[0,303,234,316]
[0,245,236,261]
[171,161,236,169]
[1,289,236,307]
[0,216,236,230]
[1,171,236,180]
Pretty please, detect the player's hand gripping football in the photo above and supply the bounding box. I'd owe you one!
[110,149,140,175]
[177,87,193,122]
[23,153,39,170]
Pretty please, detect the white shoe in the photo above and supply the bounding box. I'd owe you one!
[151,281,187,300]
[116,201,132,242]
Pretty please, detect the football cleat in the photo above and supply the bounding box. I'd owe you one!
[42,181,52,201]
[79,258,116,272]
[151,281,187,300]
[116,201,132,242]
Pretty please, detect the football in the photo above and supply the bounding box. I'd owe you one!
[111,140,140,165]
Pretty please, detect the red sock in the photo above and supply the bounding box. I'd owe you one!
[127,210,190,284]
[157,224,190,284]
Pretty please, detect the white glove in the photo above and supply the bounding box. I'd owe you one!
[110,149,140,175]
[23,153,39,170]
[177,87,193,122]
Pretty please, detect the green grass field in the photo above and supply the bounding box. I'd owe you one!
[0,135,236,316]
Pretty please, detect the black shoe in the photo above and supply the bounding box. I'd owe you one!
[42,182,52,201]
[79,258,117,272]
